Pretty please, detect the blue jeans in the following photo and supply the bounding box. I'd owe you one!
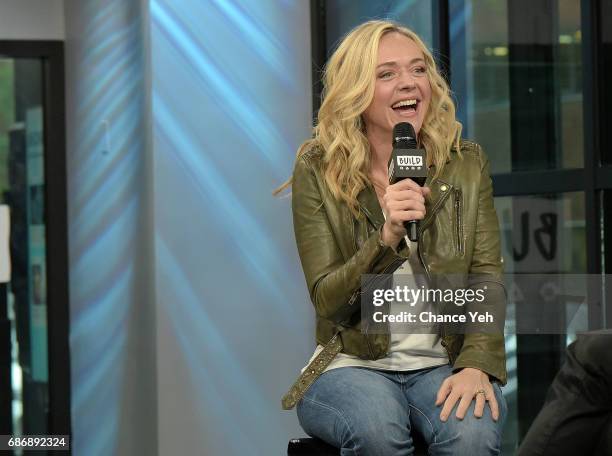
[296,364,507,455]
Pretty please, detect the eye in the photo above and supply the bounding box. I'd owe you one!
[414,66,427,74]
[379,71,394,79]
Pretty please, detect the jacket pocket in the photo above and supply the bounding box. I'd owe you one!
[454,188,464,255]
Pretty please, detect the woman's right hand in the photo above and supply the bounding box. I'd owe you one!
[380,178,431,249]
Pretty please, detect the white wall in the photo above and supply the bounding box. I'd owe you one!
[0,0,64,40]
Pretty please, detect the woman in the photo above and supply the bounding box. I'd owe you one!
[279,20,507,455]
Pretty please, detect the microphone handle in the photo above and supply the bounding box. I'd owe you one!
[403,176,426,242]
[404,220,418,242]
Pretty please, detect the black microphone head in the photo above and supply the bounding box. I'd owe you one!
[388,122,427,185]
[392,122,416,147]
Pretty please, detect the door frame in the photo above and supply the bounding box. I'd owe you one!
[0,40,71,439]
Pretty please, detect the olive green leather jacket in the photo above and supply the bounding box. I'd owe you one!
[292,139,507,384]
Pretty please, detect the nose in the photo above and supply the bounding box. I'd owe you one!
[397,72,417,91]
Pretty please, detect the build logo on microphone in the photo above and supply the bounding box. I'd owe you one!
[397,155,423,168]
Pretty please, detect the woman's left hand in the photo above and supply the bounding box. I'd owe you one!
[435,367,499,422]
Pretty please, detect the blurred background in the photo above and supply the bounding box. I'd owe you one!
[0,0,610,455]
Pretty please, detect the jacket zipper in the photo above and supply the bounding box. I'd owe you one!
[417,239,431,283]
[418,233,455,362]
[454,189,464,255]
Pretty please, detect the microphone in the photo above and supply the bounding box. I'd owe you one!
[388,122,427,242]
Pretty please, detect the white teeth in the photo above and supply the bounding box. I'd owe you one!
[392,99,418,109]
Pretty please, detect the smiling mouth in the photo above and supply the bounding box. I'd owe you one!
[391,99,419,114]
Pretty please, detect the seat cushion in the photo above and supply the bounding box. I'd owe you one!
[287,436,428,455]
[287,438,339,455]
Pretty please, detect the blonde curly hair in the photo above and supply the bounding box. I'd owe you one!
[276,20,462,216]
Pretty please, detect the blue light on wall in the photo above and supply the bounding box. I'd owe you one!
[66,1,147,455]
[67,1,314,453]
[151,1,313,454]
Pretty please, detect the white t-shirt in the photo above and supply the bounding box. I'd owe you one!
[302,238,449,374]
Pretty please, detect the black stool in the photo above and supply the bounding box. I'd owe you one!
[287,438,339,455]
[288,436,428,455]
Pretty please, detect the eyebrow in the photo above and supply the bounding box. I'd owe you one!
[377,58,426,68]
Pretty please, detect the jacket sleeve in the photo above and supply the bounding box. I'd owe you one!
[453,145,508,384]
[292,154,409,324]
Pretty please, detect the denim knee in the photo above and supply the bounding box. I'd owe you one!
[434,418,502,455]
[431,401,506,454]
[428,385,506,455]
[297,395,415,456]
[344,416,414,456]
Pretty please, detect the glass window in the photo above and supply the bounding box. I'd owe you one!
[604,190,612,327]
[325,0,434,54]
[450,0,584,173]
[496,192,586,274]
[495,192,586,449]
[601,0,612,164]
[449,0,511,173]
[0,57,48,435]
